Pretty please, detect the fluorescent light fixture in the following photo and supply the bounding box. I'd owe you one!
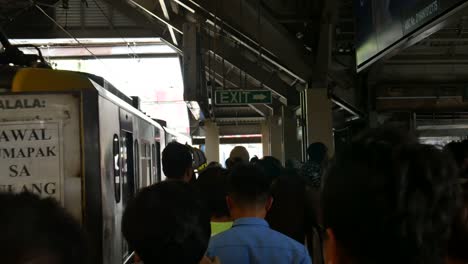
[128,0,182,34]
[191,135,262,139]
[172,0,196,13]
[10,38,162,45]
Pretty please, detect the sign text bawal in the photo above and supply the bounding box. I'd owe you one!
[215,90,272,105]
[0,122,62,200]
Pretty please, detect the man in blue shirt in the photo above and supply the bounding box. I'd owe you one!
[207,164,312,264]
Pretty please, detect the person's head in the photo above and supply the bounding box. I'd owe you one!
[307,142,328,163]
[323,128,460,264]
[250,155,260,164]
[226,164,273,219]
[162,142,193,182]
[445,141,468,179]
[256,156,283,184]
[448,182,468,263]
[122,181,211,264]
[196,167,230,220]
[229,146,250,164]
[0,192,87,264]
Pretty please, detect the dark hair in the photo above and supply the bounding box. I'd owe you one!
[445,142,466,168]
[122,181,211,264]
[256,156,283,184]
[0,192,88,264]
[228,164,271,206]
[307,142,327,162]
[225,157,244,170]
[162,142,192,179]
[250,156,260,164]
[445,141,468,178]
[448,182,468,262]
[323,128,460,264]
[196,167,230,218]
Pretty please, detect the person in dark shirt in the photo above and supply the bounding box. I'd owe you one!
[266,168,323,264]
[0,192,88,264]
[323,128,460,264]
[196,166,233,236]
[122,181,217,264]
[301,142,328,188]
[447,182,468,264]
[162,142,194,182]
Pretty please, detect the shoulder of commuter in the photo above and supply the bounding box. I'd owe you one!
[199,256,221,264]
[280,233,312,264]
[300,250,313,264]
[206,229,229,251]
[269,227,311,250]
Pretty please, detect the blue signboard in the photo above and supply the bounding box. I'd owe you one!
[355,0,468,71]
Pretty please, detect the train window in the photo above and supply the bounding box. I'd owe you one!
[138,141,151,188]
[134,140,140,192]
[112,134,120,203]
[121,132,135,262]
[141,143,151,187]
[121,132,135,207]
[146,144,151,184]
[151,144,156,184]
[155,142,162,182]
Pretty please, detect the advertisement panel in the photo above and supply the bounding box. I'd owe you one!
[356,0,468,71]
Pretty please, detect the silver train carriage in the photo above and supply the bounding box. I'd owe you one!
[0,67,190,264]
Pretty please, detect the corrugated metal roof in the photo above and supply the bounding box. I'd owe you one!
[55,0,137,28]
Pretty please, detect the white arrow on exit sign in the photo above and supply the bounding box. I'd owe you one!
[252,94,268,100]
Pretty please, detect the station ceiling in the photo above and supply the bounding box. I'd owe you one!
[2,0,468,135]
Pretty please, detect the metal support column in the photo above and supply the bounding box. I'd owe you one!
[204,120,220,163]
[304,88,335,157]
[300,0,337,158]
[282,105,302,162]
[261,120,271,157]
[270,107,284,164]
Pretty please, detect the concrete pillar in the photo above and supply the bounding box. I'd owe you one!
[270,113,284,164]
[305,88,334,157]
[261,120,271,157]
[204,120,220,163]
[282,106,302,162]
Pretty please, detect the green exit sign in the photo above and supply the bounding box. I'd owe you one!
[215,90,272,105]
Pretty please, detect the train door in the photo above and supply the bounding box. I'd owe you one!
[119,109,135,264]
[152,127,163,183]
[152,142,162,183]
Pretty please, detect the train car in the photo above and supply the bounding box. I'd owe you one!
[0,66,179,264]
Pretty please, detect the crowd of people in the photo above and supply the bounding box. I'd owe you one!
[1,127,467,264]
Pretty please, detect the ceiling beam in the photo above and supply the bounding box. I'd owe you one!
[158,0,179,45]
[248,104,272,117]
[100,0,182,52]
[105,0,299,110]
[5,28,158,39]
[204,37,299,106]
[187,0,315,82]
[109,0,300,106]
